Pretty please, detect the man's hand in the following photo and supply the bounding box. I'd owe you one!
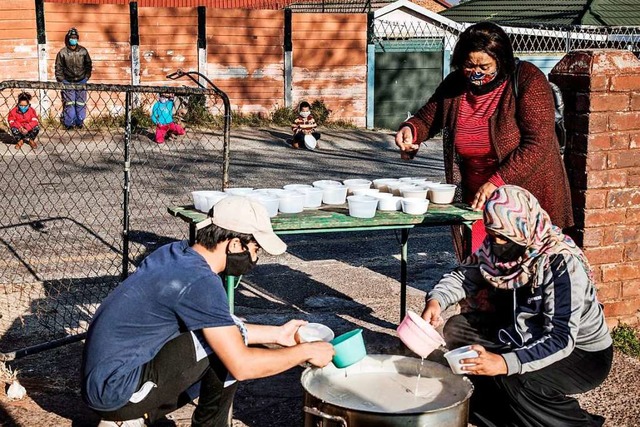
[471,182,498,211]
[421,299,444,328]
[305,342,335,367]
[461,345,508,376]
[275,319,308,347]
[19,127,27,135]
[395,127,420,160]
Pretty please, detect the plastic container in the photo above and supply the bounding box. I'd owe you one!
[304,134,317,150]
[297,187,324,208]
[388,181,408,196]
[313,180,342,189]
[401,198,430,215]
[372,178,400,193]
[428,184,457,204]
[347,195,378,219]
[249,193,279,217]
[331,329,367,369]
[278,191,306,214]
[203,191,229,212]
[375,193,403,211]
[224,187,254,196]
[283,184,314,192]
[444,345,479,375]
[401,187,428,199]
[191,190,221,212]
[351,188,380,197]
[298,323,335,343]
[343,179,373,195]
[397,310,446,358]
[322,185,348,205]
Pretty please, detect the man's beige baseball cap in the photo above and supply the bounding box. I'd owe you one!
[195,196,287,255]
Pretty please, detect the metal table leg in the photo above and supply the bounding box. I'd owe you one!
[226,275,236,314]
[400,228,409,321]
[189,223,196,246]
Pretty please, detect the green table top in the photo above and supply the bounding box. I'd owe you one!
[168,203,482,234]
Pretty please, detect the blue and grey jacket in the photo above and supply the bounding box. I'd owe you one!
[429,253,612,376]
[151,100,175,125]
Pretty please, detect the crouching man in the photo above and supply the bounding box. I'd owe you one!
[81,196,334,427]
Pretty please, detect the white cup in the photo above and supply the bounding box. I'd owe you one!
[443,345,479,375]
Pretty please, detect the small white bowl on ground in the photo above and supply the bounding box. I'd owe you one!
[313,180,342,189]
[347,195,378,218]
[298,323,335,343]
[401,187,428,199]
[296,187,324,208]
[428,184,457,204]
[401,198,430,215]
[372,178,400,192]
[444,345,479,375]
[322,185,348,205]
[224,187,254,196]
[248,193,279,217]
[278,191,305,214]
[375,193,402,211]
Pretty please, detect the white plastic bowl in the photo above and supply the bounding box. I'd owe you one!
[415,181,441,190]
[372,178,400,192]
[343,179,373,195]
[444,345,479,375]
[322,185,348,205]
[283,184,313,192]
[428,184,457,204]
[278,191,305,213]
[398,177,416,182]
[401,187,428,199]
[304,134,317,150]
[388,182,408,196]
[191,190,218,212]
[224,187,254,196]
[375,193,402,211]
[298,323,335,343]
[347,195,378,218]
[401,198,430,215]
[352,188,380,197]
[313,180,342,188]
[203,191,229,212]
[249,194,279,217]
[297,187,324,208]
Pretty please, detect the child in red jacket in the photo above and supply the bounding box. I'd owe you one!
[8,92,40,149]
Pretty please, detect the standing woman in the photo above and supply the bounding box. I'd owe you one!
[395,22,573,260]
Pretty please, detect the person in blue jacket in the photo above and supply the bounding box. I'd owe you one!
[422,185,612,427]
[151,91,185,144]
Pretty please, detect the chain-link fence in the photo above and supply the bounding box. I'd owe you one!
[374,19,640,57]
[0,75,230,359]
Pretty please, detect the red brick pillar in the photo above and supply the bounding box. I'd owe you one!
[550,50,640,327]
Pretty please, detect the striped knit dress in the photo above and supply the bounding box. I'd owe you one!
[454,80,507,252]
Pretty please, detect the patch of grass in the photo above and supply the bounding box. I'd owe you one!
[612,323,640,358]
[271,107,298,127]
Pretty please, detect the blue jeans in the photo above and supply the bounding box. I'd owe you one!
[62,79,88,127]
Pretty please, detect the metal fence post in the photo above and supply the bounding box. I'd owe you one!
[122,90,132,279]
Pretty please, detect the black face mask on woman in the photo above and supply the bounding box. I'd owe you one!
[224,243,258,276]
[491,241,527,263]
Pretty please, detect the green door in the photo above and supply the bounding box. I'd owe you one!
[374,39,443,130]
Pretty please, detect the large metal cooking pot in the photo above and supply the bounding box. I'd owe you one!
[301,354,473,427]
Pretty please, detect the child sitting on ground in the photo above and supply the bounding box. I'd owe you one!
[291,101,321,149]
[8,92,40,149]
[151,91,185,144]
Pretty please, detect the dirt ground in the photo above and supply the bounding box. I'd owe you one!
[1,127,639,426]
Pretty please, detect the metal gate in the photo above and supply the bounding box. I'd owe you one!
[0,72,230,360]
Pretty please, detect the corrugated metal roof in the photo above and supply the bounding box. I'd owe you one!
[440,0,640,26]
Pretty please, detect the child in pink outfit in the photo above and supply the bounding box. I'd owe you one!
[151,92,185,144]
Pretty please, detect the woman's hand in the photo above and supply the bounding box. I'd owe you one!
[395,127,420,160]
[471,182,498,211]
[275,319,308,347]
[421,299,444,328]
[461,345,508,376]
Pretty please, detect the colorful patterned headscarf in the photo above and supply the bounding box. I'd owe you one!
[462,185,594,290]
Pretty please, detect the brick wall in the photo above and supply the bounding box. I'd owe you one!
[550,50,640,327]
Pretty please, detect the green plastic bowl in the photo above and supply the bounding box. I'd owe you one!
[330,328,366,368]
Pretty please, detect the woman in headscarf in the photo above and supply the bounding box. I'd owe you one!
[422,185,612,427]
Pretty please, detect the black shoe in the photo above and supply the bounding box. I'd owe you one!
[75,124,84,129]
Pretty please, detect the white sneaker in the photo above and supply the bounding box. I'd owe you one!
[98,418,146,427]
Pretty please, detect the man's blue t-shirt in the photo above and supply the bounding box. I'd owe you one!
[81,240,235,411]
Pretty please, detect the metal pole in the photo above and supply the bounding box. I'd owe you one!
[0,333,86,361]
[400,228,409,321]
[226,276,236,314]
[122,91,132,279]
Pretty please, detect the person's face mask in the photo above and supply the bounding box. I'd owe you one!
[69,38,78,47]
[159,97,168,103]
[491,240,527,263]
[300,111,310,118]
[465,69,498,86]
[18,105,29,113]
[224,243,258,276]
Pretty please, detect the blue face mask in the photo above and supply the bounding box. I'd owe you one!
[69,38,78,47]
[18,105,29,113]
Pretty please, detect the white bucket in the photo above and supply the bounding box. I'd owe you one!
[347,195,378,218]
